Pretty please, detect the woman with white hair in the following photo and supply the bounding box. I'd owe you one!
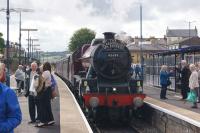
[188,64,199,108]
[160,65,173,99]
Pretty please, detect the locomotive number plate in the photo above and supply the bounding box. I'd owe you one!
[107,53,119,57]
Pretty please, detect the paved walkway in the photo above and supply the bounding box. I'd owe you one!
[13,75,60,133]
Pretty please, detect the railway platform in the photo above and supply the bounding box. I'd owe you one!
[144,85,200,129]
[10,75,92,133]
[144,85,200,113]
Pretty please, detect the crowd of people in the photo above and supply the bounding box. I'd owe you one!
[0,61,58,133]
[160,60,200,108]
[19,61,57,127]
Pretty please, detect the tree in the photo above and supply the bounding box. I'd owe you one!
[69,28,96,52]
[0,32,5,54]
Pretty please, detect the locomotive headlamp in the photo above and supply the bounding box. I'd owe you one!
[133,97,143,108]
[137,81,141,87]
[113,88,116,91]
[84,81,88,87]
[89,97,99,108]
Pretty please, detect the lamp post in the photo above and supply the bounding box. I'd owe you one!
[16,9,34,65]
[6,0,10,86]
[32,44,40,59]
[0,8,34,65]
[26,38,39,60]
[188,21,196,45]
[34,48,41,61]
[139,4,144,81]
[184,21,196,62]
[21,28,38,64]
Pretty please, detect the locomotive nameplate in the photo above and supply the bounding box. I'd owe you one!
[103,39,124,49]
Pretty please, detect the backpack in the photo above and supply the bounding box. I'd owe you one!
[51,75,58,98]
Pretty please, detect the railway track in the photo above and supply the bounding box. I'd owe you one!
[91,121,139,133]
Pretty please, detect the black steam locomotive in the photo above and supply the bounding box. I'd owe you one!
[55,32,145,122]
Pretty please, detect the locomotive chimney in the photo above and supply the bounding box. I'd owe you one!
[103,32,116,40]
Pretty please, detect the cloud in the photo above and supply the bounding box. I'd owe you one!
[79,0,113,17]
[1,0,200,52]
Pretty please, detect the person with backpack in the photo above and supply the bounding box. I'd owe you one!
[35,62,55,127]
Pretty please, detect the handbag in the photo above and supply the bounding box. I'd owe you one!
[167,79,171,86]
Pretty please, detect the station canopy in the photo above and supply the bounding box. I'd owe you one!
[154,45,200,56]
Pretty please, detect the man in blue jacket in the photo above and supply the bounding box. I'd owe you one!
[0,63,22,133]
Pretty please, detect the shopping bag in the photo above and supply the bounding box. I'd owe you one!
[187,90,197,103]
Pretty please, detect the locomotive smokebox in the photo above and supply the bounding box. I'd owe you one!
[91,32,132,81]
[103,32,116,40]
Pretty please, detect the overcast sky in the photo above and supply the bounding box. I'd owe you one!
[0,0,200,52]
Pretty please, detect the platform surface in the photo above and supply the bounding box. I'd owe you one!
[144,85,200,127]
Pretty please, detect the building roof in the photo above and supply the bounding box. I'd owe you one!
[127,43,167,52]
[155,45,200,55]
[166,29,198,37]
[168,36,200,46]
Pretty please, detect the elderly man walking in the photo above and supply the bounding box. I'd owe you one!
[177,60,191,100]
[0,63,22,133]
[25,62,39,124]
